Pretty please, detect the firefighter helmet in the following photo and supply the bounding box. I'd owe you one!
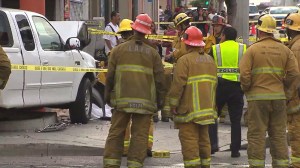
[285,13,300,32]
[118,19,133,33]
[182,26,205,47]
[211,15,226,25]
[131,14,152,35]
[256,14,276,33]
[174,13,191,27]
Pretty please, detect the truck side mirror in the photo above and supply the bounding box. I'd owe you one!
[259,10,263,14]
[66,37,81,50]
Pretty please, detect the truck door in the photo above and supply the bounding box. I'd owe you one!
[12,12,41,106]
[30,15,74,104]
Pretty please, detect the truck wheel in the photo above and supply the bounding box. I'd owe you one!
[69,78,92,124]
[91,87,106,117]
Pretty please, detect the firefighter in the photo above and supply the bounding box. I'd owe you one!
[170,12,191,60]
[169,26,217,168]
[118,19,155,157]
[163,13,192,123]
[0,46,11,90]
[212,26,246,158]
[117,19,134,43]
[284,13,300,168]
[204,15,226,54]
[239,14,299,168]
[103,14,166,168]
[205,14,227,155]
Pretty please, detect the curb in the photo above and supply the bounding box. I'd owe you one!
[0,143,104,156]
[0,111,57,132]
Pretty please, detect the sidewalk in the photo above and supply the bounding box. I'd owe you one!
[0,119,247,156]
[0,119,278,167]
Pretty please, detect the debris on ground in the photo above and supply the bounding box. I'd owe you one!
[35,122,67,133]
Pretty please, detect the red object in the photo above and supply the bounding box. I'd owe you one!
[163,29,177,55]
[250,22,256,36]
[182,26,205,47]
[64,0,70,20]
[20,0,45,15]
[281,19,285,30]
[131,14,152,35]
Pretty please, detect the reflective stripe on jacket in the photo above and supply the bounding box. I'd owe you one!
[239,37,299,101]
[212,40,246,82]
[105,35,166,114]
[168,49,217,124]
[286,35,300,114]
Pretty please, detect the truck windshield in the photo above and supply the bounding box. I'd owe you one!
[249,6,258,14]
[270,8,299,14]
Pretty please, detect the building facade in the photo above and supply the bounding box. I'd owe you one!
[0,0,173,23]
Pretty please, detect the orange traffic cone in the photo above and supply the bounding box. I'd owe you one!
[249,22,256,36]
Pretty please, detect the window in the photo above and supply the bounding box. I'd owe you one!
[32,16,63,51]
[15,15,35,51]
[249,6,258,14]
[0,11,13,47]
[270,7,299,15]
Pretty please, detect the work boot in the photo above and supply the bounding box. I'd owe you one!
[161,117,169,122]
[147,149,152,157]
[153,115,159,123]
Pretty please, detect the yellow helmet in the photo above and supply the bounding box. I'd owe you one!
[174,13,191,26]
[117,19,133,33]
[285,13,300,31]
[256,14,276,33]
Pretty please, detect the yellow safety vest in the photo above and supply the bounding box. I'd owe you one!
[212,40,246,82]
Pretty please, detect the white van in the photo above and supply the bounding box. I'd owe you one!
[0,8,97,124]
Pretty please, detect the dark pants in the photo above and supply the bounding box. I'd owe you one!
[209,78,244,152]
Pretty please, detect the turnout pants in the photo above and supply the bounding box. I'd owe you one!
[247,100,289,168]
[103,111,152,168]
[288,113,300,168]
[123,118,154,155]
[178,122,211,168]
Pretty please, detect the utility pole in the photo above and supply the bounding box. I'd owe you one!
[233,0,249,45]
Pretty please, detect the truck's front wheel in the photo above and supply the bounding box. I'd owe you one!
[69,78,92,124]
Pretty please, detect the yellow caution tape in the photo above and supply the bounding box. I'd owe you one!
[11,64,173,72]
[147,34,177,39]
[89,28,176,42]
[152,150,170,158]
[89,28,289,44]
[11,64,108,72]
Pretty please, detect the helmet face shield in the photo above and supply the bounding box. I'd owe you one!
[285,19,294,26]
[257,14,266,27]
[284,12,300,31]
[182,33,188,40]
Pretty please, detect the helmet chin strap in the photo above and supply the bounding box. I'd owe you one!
[286,29,291,41]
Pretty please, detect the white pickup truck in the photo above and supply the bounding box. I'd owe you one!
[0,8,97,124]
